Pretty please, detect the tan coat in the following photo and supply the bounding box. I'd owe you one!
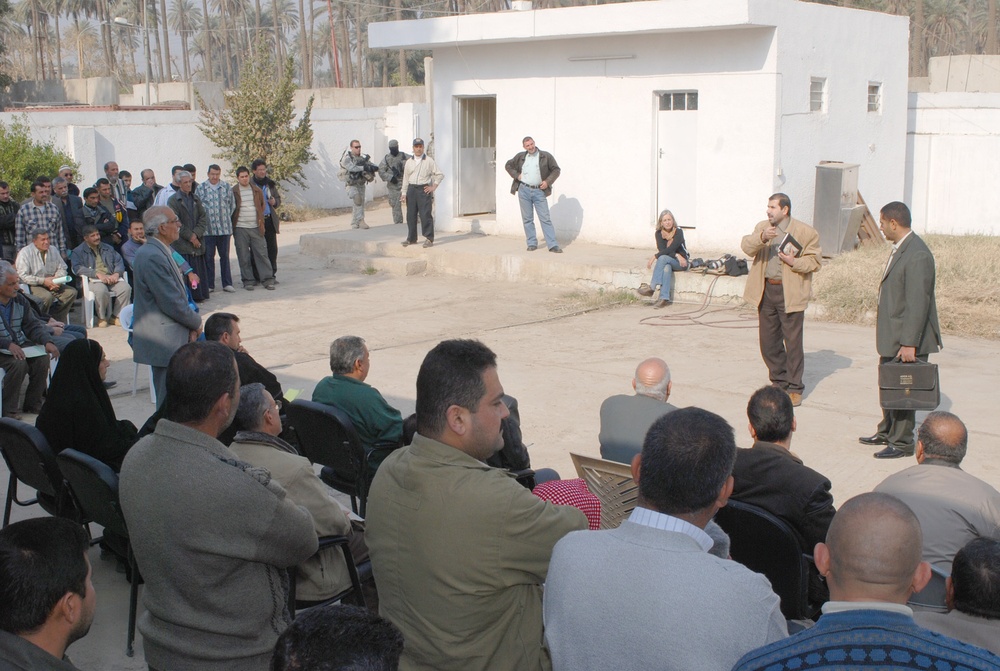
[741,217,822,313]
[366,433,588,671]
[230,435,353,601]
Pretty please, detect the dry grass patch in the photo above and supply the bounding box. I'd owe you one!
[281,204,343,221]
[814,234,1000,340]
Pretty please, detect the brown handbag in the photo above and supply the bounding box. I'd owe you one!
[878,359,940,411]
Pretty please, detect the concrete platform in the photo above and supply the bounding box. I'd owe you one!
[300,222,748,304]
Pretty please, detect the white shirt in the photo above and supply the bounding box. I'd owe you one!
[520,151,542,186]
[628,506,714,552]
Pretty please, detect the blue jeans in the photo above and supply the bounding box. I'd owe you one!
[204,235,233,290]
[518,184,558,249]
[650,255,686,299]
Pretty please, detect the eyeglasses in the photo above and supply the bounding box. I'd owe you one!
[166,218,180,225]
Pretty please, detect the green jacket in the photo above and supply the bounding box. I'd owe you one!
[311,374,404,454]
[366,433,588,671]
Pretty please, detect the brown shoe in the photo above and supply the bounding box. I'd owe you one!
[653,299,671,309]
[97,320,109,328]
[637,283,654,297]
[788,392,802,407]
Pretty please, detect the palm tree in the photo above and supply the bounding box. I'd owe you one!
[168,0,200,80]
[159,0,173,79]
[64,17,99,76]
[199,0,212,79]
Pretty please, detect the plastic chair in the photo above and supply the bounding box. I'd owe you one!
[287,535,370,618]
[286,400,373,517]
[713,499,819,621]
[570,453,638,530]
[908,565,950,613]
[0,418,81,527]
[117,304,155,405]
[55,449,140,656]
[81,278,95,328]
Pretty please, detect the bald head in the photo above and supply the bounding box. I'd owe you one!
[818,493,929,604]
[633,357,671,402]
[917,411,968,465]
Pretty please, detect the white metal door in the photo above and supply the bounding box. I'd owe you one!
[457,97,497,216]
[656,91,698,228]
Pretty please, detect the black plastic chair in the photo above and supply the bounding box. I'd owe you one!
[713,499,819,621]
[55,449,141,657]
[286,400,377,517]
[287,535,371,618]
[0,418,81,527]
[908,565,950,613]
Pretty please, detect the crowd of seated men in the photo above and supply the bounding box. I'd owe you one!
[3,290,1000,670]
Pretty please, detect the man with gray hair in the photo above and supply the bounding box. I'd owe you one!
[15,227,76,323]
[312,336,404,474]
[131,206,202,404]
[732,492,1000,671]
[599,356,676,464]
[231,383,368,604]
[874,411,1000,571]
[0,260,59,418]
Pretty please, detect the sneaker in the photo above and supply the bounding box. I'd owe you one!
[527,245,538,252]
[223,285,236,293]
[548,246,563,254]
[244,284,255,291]
[401,240,414,247]
[637,283,654,297]
[423,240,434,248]
[263,282,276,290]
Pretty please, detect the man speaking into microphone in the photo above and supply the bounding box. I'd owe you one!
[740,193,822,407]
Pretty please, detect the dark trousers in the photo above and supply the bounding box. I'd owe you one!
[182,253,211,302]
[251,215,279,280]
[758,282,805,393]
[0,353,50,415]
[406,184,434,242]
[203,234,233,290]
[874,354,927,452]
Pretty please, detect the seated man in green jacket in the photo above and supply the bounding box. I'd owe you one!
[312,335,404,476]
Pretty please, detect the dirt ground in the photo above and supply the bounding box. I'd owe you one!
[5,202,999,669]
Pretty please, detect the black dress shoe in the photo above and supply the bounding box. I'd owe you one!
[873,446,913,459]
[858,434,889,446]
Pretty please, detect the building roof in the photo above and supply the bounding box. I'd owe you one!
[368,0,802,50]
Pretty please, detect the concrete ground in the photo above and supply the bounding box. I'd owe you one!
[3,200,998,669]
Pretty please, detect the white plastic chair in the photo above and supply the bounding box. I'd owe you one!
[117,304,155,405]
[81,279,95,328]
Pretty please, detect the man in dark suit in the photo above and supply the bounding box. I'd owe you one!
[732,385,836,604]
[132,206,202,404]
[859,202,942,459]
[52,177,86,250]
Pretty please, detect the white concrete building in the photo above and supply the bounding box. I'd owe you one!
[370,0,909,251]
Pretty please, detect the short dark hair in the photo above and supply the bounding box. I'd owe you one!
[205,312,239,342]
[183,163,197,174]
[208,164,221,173]
[0,181,8,189]
[271,604,403,671]
[83,187,98,199]
[120,170,131,179]
[881,201,912,229]
[747,386,794,443]
[36,175,51,185]
[416,339,497,437]
[171,165,183,177]
[951,538,1000,619]
[639,407,737,515]
[918,411,967,464]
[31,180,47,193]
[235,382,270,432]
[164,341,239,424]
[236,166,250,177]
[768,192,791,217]
[0,517,89,635]
[81,225,98,237]
[94,177,110,187]
[251,159,267,170]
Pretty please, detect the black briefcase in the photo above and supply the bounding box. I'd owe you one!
[878,359,940,411]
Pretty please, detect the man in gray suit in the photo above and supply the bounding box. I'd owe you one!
[598,357,676,464]
[131,206,202,404]
[545,407,787,671]
[859,201,942,459]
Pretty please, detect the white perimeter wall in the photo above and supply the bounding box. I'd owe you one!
[432,28,779,251]
[907,92,1000,235]
[771,2,908,234]
[0,102,427,209]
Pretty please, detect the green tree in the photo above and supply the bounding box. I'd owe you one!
[0,115,78,200]
[197,39,316,188]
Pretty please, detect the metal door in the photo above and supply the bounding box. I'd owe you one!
[457,97,496,215]
[656,91,698,228]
